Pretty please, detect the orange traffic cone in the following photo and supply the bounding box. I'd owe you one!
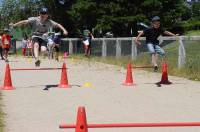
[123,62,134,86]
[58,63,71,88]
[75,106,88,132]
[1,64,14,90]
[159,61,172,85]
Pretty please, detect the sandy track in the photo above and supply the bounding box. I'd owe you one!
[0,57,200,132]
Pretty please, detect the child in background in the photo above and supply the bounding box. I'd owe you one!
[27,37,34,57]
[21,33,28,56]
[1,28,11,62]
[83,31,94,57]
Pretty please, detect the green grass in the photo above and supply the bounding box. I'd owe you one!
[69,39,200,81]
[186,30,200,35]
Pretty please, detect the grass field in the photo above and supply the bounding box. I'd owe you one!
[69,38,200,81]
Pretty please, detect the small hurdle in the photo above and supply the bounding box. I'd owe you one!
[1,63,70,90]
[10,67,67,71]
[59,106,200,131]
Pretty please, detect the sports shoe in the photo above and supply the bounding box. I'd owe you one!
[154,66,158,72]
[35,60,41,67]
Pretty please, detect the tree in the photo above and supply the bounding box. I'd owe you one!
[192,2,200,19]
[0,0,188,37]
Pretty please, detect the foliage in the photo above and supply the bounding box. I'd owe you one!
[0,0,196,37]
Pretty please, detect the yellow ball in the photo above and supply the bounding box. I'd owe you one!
[83,82,92,88]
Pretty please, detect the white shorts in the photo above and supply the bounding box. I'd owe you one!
[83,39,89,46]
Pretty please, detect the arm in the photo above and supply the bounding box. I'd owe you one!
[164,31,177,36]
[91,33,94,39]
[11,20,29,28]
[56,24,68,36]
[134,31,144,45]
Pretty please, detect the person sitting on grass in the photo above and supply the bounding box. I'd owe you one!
[134,16,178,72]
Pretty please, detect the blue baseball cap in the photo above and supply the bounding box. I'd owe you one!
[151,16,160,22]
[39,7,48,14]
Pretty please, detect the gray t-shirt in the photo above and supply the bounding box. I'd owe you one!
[28,17,58,36]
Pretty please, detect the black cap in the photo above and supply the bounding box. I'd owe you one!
[151,16,160,22]
[39,7,48,14]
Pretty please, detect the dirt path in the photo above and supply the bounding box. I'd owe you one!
[1,56,200,132]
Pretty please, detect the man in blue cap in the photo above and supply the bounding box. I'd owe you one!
[135,16,178,72]
[10,7,68,66]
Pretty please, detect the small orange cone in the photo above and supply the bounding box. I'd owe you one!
[159,61,172,85]
[1,64,14,90]
[123,63,134,86]
[58,63,71,88]
[75,106,88,132]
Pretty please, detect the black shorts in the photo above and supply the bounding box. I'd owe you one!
[32,37,47,47]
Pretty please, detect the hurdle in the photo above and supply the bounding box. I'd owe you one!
[11,67,67,71]
[59,107,200,131]
[60,122,200,128]
[1,63,70,89]
[133,65,154,69]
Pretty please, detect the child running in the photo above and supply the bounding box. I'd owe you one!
[135,16,178,72]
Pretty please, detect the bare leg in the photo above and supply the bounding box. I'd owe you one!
[34,42,41,66]
[87,45,91,56]
[152,53,158,66]
[84,45,88,56]
[41,46,48,59]
[34,42,39,60]
[152,53,158,72]
[0,49,3,59]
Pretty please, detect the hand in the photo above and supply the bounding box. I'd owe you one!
[63,31,68,36]
[9,23,14,28]
[134,39,141,45]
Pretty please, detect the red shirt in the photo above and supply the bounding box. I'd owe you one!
[2,34,11,49]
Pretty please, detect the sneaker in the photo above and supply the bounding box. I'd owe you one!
[35,60,41,67]
[154,66,158,72]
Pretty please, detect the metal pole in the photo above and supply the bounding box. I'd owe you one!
[60,122,200,129]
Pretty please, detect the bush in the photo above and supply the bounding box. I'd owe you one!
[181,20,200,32]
